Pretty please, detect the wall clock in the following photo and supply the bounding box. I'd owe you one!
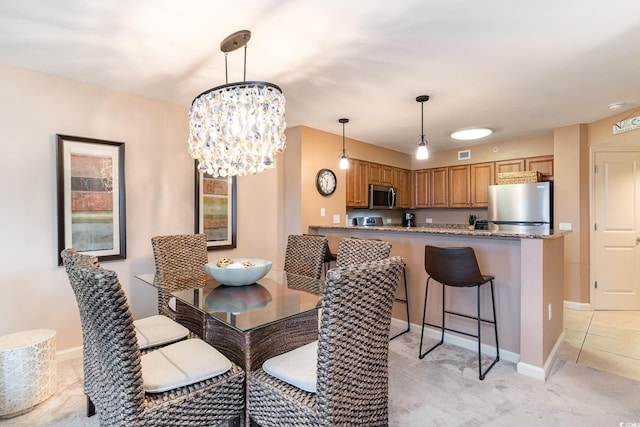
[315,168,337,196]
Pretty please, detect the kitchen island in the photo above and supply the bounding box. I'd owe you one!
[309,224,570,380]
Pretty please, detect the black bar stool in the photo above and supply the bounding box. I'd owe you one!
[418,245,499,380]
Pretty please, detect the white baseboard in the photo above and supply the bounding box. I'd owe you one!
[517,331,565,381]
[391,318,520,365]
[563,300,593,311]
[56,346,82,362]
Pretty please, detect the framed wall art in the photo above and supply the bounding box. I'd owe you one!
[194,162,237,250]
[56,134,126,265]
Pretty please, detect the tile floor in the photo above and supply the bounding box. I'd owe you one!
[558,308,640,381]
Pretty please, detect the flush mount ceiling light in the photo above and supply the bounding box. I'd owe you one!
[450,127,493,141]
[188,30,287,178]
[338,118,350,170]
[415,95,430,160]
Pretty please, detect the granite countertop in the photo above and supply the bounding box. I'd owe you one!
[309,224,571,239]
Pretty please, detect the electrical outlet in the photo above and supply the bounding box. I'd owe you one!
[320,208,325,217]
[559,222,572,231]
[386,218,391,224]
[425,218,433,223]
[333,214,340,224]
[548,303,552,320]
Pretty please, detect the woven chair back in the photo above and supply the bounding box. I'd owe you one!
[335,237,392,267]
[61,248,146,425]
[424,245,484,287]
[317,255,405,424]
[151,234,208,273]
[151,234,208,318]
[283,234,328,279]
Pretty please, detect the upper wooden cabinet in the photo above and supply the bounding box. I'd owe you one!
[448,165,471,208]
[526,155,554,180]
[448,162,495,208]
[345,158,370,207]
[393,168,411,208]
[470,162,495,207]
[413,167,448,208]
[495,159,525,174]
[369,162,393,186]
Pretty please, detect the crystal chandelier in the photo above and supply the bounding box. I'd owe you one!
[188,30,287,177]
[416,95,429,160]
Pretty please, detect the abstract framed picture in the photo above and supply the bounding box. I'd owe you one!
[56,134,126,265]
[195,162,237,250]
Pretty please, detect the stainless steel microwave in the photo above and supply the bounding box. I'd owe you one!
[369,184,397,209]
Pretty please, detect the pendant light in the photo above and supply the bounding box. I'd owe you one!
[416,95,429,160]
[338,118,350,170]
[188,30,287,178]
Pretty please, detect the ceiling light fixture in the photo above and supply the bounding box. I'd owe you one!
[450,127,493,141]
[188,30,286,178]
[416,95,430,160]
[338,118,350,170]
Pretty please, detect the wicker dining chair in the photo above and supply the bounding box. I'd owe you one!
[62,249,190,351]
[61,249,245,426]
[334,237,410,340]
[151,234,209,319]
[248,256,406,426]
[334,237,392,267]
[283,234,328,279]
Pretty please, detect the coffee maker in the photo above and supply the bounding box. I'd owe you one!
[403,212,416,227]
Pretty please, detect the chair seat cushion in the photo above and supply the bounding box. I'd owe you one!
[141,339,232,393]
[133,315,189,350]
[262,340,318,393]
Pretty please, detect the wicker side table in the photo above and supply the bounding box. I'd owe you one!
[0,329,56,418]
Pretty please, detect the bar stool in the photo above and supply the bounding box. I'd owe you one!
[418,245,499,380]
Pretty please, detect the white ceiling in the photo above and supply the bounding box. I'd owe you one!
[1,0,639,154]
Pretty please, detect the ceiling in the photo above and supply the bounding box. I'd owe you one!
[1,0,639,155]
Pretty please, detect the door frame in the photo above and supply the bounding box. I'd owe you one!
[590,145,640,310]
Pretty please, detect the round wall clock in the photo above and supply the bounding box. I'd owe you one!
[316,168,337,196]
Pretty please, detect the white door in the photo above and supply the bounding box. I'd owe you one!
[593,150,640,310]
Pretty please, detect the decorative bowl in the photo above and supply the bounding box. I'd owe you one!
[205,258,272,287]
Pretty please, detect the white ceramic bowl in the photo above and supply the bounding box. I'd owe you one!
[205,258,272,287]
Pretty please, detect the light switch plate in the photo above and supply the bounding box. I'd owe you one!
[320,208,325,217]
[333,214,340,224]
[559,222,572,231]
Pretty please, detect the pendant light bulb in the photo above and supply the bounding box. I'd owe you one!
[338,118,350,170]
[415,95,430,160]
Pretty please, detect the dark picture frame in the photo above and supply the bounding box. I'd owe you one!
[56,134,126,265]
[194,162,237,250]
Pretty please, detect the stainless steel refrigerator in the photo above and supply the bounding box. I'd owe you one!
[487,181,553,233]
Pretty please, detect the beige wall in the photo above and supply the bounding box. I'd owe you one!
[0,62,282,352]
[411,134,554,169]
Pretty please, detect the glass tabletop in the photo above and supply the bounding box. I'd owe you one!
[135,270,324,332]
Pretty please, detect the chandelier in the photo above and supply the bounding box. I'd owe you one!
[188,30,287,177]
[416,95,429,160]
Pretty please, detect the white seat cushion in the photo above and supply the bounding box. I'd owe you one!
[141,339,232,393]
[134,314,189,350]
[262,340,318,393]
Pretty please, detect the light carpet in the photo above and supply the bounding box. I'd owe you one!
[1,330,639,426]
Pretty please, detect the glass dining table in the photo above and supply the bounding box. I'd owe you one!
[135,269,324,374]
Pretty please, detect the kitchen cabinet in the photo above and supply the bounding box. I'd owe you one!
[413,169,430,208]
[470,162,495,207]
[430,167,449,208]
[393,167,411,208]
[369,162,393,186]
[413,167,448,208]
[448,162,494,208]
[526,155,554,180]
[345,158,369,207]
[495,159,525,175]
[448,165,471,208]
